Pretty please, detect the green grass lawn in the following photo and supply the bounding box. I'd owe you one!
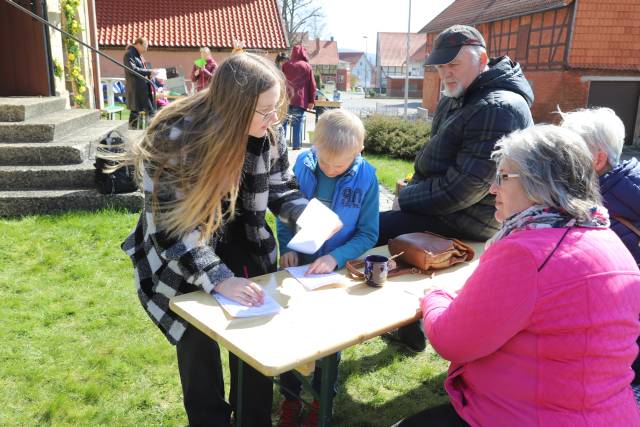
[363,154,414,192]
[1,209,448,426]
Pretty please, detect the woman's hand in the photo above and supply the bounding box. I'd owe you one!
[215,277,264,306]
[280,251,299,268]
[305,255,337,275]
[194,69,200,77]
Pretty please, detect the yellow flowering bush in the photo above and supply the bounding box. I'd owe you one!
[61,0,86,107]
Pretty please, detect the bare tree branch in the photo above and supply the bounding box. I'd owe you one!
[279,0,324,46]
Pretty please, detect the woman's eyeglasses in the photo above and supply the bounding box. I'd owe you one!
[254,109,278,124]
[494,173,520,187]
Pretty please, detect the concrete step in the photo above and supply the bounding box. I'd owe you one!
[0,160,96,191]
[0,120,129,165]
[0,189,143,217]
[0,97,66,122]
[0,109,100,143]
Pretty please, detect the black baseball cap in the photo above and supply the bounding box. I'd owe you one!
[426,25,486,65]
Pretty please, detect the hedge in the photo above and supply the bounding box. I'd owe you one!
[363,115,431,160]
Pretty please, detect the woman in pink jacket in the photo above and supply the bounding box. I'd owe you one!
[397,125,640,426]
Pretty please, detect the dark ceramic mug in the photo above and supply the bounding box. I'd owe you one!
[364,255,390,287]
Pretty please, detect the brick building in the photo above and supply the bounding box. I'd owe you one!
[420,0,640,145]
[96,0,288,84]
[376,32,426,97]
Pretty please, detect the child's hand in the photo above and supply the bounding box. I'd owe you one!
[215,277,264,306]
[280,251,299,268]
[305,255,337,275]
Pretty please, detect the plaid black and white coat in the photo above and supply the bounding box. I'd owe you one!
[122,119,307,344]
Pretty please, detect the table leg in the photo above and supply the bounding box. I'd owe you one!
[236,359,244,427]
[319,353,339,427]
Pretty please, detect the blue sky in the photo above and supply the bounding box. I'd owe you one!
[321,0,455,54]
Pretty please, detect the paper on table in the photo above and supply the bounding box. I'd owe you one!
[287,198,342,254]
[213,292,281,318]
[285,264,347,291]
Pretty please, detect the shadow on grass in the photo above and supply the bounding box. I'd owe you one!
[332,342,450,427]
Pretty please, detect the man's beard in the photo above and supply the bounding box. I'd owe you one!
[443,82,465,98]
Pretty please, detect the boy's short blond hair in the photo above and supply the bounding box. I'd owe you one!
[313,109,365,159]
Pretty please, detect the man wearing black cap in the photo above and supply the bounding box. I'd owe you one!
[380,25,534,352]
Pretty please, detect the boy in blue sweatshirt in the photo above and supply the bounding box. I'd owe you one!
[276,109,379,426]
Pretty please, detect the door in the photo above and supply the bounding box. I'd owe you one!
[588,80,640,146]
[0,0,53,96]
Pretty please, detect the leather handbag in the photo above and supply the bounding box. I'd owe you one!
[345,231,475,281]
[388,231,475,271]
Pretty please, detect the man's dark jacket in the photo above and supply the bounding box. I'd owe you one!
[398,56,534,240]
[123,46,155,113]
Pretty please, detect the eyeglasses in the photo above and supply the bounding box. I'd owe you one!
[254,109,278,124]
[494,172,520,187]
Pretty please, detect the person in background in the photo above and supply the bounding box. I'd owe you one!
[191,47,217,92]
[121,53,308,427]
[275,52,289,69]
[282,44,317,150]
[123,36,156,129]
[379,24,534,352]
[558,107,640,395]
[396,125,640,426]
[151,69,169,109]
[275,109,378,427]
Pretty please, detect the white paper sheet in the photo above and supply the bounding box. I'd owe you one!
[213,292,281,318]
[285,264,347,291]
[286,198,343,254]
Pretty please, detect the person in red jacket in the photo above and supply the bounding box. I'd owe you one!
[282,45,317,150]
[191,47,217,92]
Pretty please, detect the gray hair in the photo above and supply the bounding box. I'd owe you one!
[492,125,602,221]
[558,107,625,168]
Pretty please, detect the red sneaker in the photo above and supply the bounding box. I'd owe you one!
[277,399,302,427]
[301,400,320,427]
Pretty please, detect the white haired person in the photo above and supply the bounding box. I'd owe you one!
[559,106,640,396]
[395,125,640,426]
[122,53,308,426]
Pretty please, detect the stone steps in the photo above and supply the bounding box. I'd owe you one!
[0,120,129,165]
[0,160,97,191]
[0,97,66,122]
[0,189,143,217]
[0,109,100,143]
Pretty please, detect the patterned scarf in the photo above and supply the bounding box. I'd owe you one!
[486,204,610,248]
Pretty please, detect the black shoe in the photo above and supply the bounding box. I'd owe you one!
[291,147,301,151]
[382,324,426,353]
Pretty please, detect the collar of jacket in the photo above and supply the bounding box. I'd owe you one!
[301,148,363,178]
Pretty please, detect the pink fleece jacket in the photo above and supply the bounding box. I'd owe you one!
[421,227,640,426]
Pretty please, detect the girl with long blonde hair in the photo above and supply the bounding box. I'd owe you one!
[122,52,308,426]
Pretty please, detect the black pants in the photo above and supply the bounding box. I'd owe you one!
[279,352,341,400]
[378,210,462,348]
[393,403,469,427]
[377,210,461,247]
[176,228,275,427]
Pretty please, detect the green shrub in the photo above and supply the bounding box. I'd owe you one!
[363,115,430,160]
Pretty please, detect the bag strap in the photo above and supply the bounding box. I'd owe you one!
[345,259,425,281]
[613,215,640,238]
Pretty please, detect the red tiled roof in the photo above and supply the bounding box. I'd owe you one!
[339,52,364,67]
[377,33,426,67]
[568,0,640,71]
[420,0,572,34]
[96,0,288,49]
[301,39,339,66]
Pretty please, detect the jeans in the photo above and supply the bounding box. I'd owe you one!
[283,106,306,149]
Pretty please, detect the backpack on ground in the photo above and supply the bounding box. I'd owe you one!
[94,131,138,194]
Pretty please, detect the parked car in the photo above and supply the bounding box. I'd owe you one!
[353,86,365,95]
